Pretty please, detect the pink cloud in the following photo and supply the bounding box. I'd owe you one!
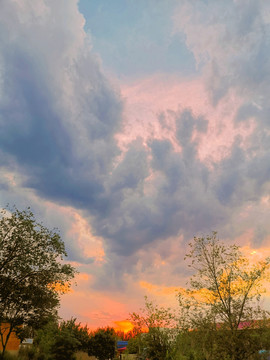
[118,74,254,165]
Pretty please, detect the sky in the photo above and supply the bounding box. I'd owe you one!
[1,0,270,330]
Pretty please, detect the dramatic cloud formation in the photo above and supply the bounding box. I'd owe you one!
[1,0,270,327]
[173,0,270,234]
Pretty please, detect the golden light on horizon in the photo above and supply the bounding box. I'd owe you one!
[114,320,134,333]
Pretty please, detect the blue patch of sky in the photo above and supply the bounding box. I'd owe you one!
[78,0,196,79]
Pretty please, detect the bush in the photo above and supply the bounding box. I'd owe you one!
[2,352,18,360]
[18,346,36,360]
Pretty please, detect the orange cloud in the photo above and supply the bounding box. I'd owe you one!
[139,280,183,296]
[241,244,270,262]
[114,320,134,333]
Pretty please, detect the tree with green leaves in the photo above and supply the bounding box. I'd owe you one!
[129,297,176,360]
[178,232,270,360]
[49,321,81,360]
[0,207,76,358]
[33,318,59,360]
[33,318,90,360]
[88,327,116,360]
[58,318,90,353]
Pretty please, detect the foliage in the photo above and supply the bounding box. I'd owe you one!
[1,353,17,360]
[114,329,136,341]
[49,327,80,360]
[33,319,59,360]
[18,345,36,360]
[34,318,90,360]
[178,232,270,360]
[129,297,176,360]
[0,207,76,358]
[3,352,17,360]
[58,319,90,352]
[130,296,176,331]
[88,327,116,360]
[126,336,140,354]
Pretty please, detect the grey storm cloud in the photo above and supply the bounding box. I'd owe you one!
[0,0,122,213]
[1,0,270,288]
[175,0,270,105]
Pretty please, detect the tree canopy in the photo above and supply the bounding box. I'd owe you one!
[33,318,90,360]
[88,327,116,360]
[178,232,270,360]
[0,207,76,357]
[130,297,176,360]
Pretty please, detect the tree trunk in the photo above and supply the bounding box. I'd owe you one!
[0,327,12,360]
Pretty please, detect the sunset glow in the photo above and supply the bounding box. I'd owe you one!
[113,320,134,334]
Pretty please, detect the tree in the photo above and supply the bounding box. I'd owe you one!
[0,207,76,358]
[49,322,81,360]
[34,318,90,360]
[88,327,116,360]
[34,319,59,360]
[58,318,90,352]
[178,232,270,360]
[129,297,176,360]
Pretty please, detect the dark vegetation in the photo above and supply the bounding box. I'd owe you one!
[1,208,270,359]
[0,208,75,359]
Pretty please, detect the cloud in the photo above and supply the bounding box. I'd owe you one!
[0,0,122,213]
[1,0,270,316]
[174,0,270,105]
[172,0,270,237]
